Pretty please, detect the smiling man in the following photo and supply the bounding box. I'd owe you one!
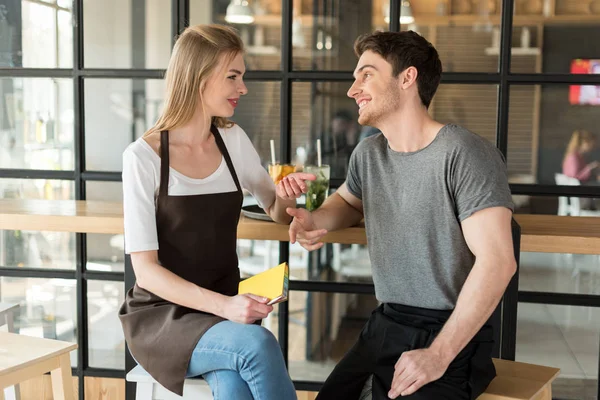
[286,31,516,399]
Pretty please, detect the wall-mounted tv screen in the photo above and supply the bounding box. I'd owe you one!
[569,59,600,105]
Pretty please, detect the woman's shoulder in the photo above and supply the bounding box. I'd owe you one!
[124,136,159,166]
[218,123,247,139]
[218,123,253,150]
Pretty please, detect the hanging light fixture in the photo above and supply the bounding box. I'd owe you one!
[400,1,415,24]
[383,1,415,25]
[225,0,255,24]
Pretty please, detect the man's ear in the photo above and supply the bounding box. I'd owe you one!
[400,66,418,89]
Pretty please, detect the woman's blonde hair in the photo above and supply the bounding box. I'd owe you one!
[563,129,596,162]
[143,24,244,138]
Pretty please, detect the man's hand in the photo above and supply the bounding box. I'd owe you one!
[286,207,328,251]
[276,173,316,200]
[388,348,449,398]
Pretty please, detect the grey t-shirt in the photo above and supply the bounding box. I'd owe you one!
[346,124,514,310]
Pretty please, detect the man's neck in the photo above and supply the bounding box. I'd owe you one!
[379,107,445,153]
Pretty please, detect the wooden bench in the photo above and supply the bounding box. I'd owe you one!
[0,332,77,400]
[479,358,560,400]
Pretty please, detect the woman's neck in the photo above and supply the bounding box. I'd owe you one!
[169,112,212,146]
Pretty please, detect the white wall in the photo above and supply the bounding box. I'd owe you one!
[190,0,213,25]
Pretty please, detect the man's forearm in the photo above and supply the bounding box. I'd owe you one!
[428,257,516,365]
[312,192,363,232]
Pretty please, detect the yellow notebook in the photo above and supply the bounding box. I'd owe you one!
[238,262,289,305]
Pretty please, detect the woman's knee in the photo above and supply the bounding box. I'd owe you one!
[235,325,283,365]
[245,325,279,351]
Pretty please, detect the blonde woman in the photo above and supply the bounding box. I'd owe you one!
[119,24,308,400]
[562,130,599,182]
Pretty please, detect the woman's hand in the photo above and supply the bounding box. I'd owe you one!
[220,294,274,324]
[287,207,328,251]
[276,173,316,200]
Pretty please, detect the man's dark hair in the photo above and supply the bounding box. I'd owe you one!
[354,30,442,108]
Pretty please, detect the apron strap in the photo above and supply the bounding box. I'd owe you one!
[211,124,242,193]
[159,130,170,199]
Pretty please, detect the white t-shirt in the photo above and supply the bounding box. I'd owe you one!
[122,124,276,254]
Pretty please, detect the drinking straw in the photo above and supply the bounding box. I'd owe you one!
[270,139,276,164]
[317,139,322,167]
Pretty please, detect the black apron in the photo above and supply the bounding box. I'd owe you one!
[119,125,243,395]
[316,303,496,400]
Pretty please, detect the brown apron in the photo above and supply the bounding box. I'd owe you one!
[119,125,243,395]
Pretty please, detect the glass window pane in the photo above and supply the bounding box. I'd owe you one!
[509,25,541,73]
[84,0,171,69]
[88,280,125,369]
[190,1,282,70]
[0,277,78,367]
[508,85,600,187]
[0,178,75,271]
[402,1,505,73]
[0,78,74,170]
[520,1,600,75]
[291,82,360,181]
[517,303,598,399]
[84,79,165,171]
[0,1,73,68]
[288,291,378,382]
[431,84,498,143]
[231,82,281,166]
[292,0,386,70]
[86,182,124,273]
[520,252,600,296]
[513,194,600,216]
[237,239,280,279]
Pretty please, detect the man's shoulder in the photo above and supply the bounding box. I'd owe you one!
[353,131,385,156]
[439,124,502,159]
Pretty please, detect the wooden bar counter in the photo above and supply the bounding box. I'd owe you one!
[1,199,600,254]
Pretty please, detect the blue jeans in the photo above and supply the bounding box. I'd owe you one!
[186,321,297,400]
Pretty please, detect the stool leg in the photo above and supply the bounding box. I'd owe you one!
[51,354,74,400]
[5,312,15,333]
[1,388,5,400]
[3,386,19,400]
[136,382,154,400]
[5,311,21,400]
